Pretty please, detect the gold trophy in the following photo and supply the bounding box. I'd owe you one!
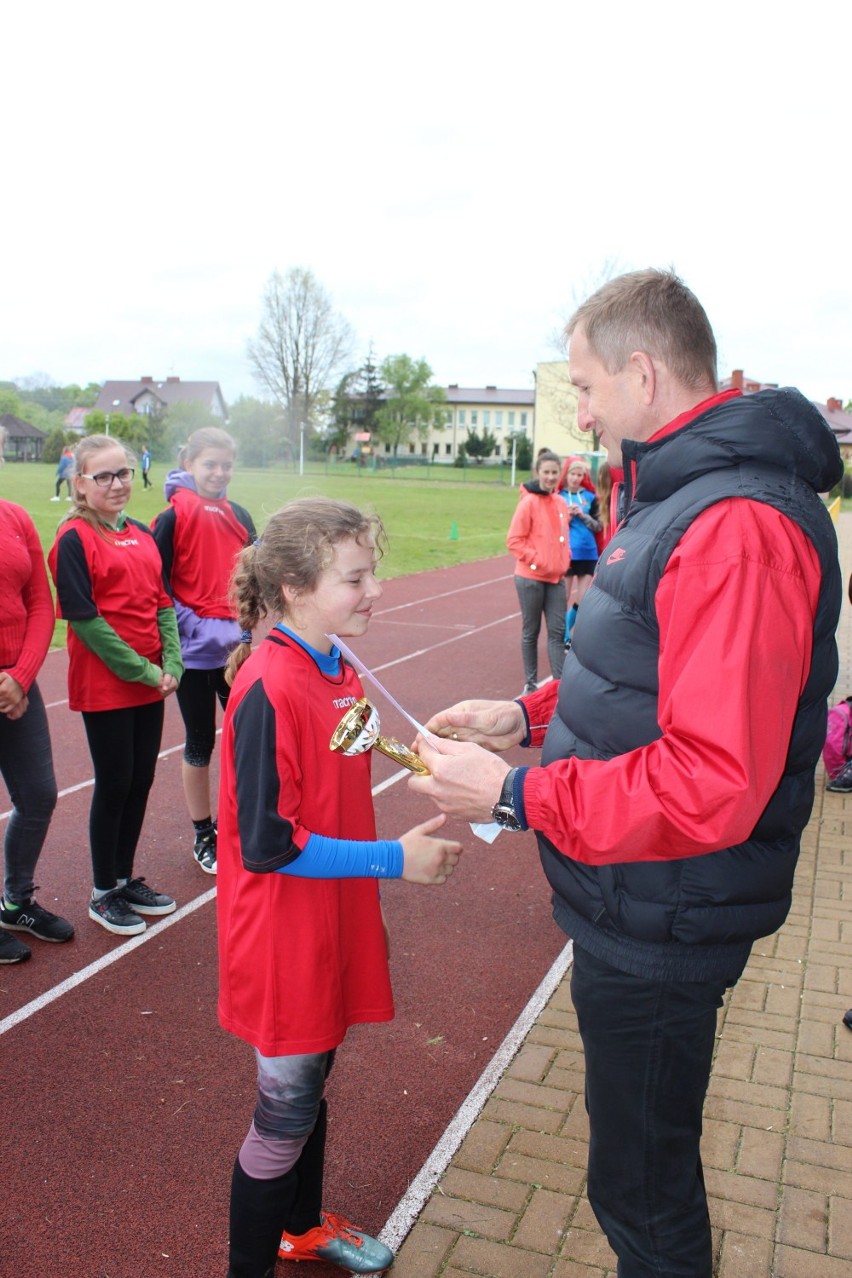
[330,697,430,775]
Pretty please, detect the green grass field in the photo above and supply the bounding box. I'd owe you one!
[3,459,521,645]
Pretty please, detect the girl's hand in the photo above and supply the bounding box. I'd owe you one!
[159,673,179,698]
[0,673,26,716]
[399,813,462,885]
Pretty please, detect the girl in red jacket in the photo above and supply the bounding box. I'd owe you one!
[49,435,184,937]
[0,427,74,962]
[507,450,570,694]
[218,497,461,1277]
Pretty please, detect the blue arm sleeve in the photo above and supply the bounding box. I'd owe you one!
[276,834,404,879]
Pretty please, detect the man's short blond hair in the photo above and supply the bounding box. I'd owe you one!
[565,268,717,392]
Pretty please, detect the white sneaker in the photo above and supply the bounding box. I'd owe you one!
[49,496,60,501]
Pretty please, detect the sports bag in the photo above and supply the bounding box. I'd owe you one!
[823,696,852,779]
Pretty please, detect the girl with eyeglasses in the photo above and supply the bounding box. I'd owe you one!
[48,435,184,936]
[152,427,256,877]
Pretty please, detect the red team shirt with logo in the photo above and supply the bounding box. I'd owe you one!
[49,518,172,712]
[217,632,394,1057]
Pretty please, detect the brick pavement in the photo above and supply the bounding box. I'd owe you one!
[390,512,852,1277]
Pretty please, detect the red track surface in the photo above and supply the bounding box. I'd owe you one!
[0,556,567,1278]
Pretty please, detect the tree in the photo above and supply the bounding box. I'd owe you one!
[328,370,361,453]
[376,354,446,456]
[507,430,533,471]
[328,346,386,455]
[247,267,354,457]
[228,396,282,467]
[464,428,498,464]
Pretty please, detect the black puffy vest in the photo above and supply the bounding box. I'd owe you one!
[539,388,842,982]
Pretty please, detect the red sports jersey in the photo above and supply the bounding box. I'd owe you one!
[159,487,251,618]
[217,631,394,1056]
[49,517,172,712]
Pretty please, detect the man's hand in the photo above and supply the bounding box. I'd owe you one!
[423,699,525,753]
[399,813,463,884]
[409,735,513,822]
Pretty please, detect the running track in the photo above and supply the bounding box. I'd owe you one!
[0,556,568,1278]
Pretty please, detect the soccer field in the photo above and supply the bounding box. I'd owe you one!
[3,459,521,643]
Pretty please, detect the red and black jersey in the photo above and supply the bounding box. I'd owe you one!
[49,517,171,712]
[217,630,394,1057]
[152,488,255,618]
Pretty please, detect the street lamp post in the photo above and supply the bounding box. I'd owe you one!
[299,421,305,476]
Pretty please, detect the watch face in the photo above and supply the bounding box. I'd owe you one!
[491,804,522,831]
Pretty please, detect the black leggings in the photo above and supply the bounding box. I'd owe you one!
[82,701,165,890]
[176,667,230,767]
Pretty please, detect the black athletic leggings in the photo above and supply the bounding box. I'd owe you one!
[176,666,230,768]
[81,701,165,890]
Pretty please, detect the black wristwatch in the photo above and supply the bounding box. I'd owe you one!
[491,767,522,831]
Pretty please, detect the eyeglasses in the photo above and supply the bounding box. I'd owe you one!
[80,468,135,488]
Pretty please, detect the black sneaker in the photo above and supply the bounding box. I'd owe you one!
[121,877,176,916]
[0,930,31,963]
[0,895,74,943]
[193,827,217,875]
[827,759,852,792]
[89,889,146,936]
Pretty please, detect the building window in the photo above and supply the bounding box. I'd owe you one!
[409,443,415,455]
[433,441,439,455]
[520,412,528,427]
[446,443,452,455]
[458,410,466,425]
[495,411,503,427]
[495,446,502,457]
[508,411,515,426]
[422,443,428,456]
[471,411,478,425]
[483,411,490,427]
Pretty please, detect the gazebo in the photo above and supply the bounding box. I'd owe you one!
[0,413,47,461]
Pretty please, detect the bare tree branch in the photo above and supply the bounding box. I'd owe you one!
[247,267,354,454]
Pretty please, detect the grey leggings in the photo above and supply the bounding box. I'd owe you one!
[514,575,567,685]
[0,682,58,904]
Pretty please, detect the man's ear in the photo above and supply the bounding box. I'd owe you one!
[628,350,657,405]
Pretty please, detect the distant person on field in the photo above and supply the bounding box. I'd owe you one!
[141,444,153,489]
[0,425,74,964]
[50,447,74,501]
[559,456,601,647]
[218,497,461,1277]
[151,427,255,876]
[48,435,183,938]
[507,449,570,694]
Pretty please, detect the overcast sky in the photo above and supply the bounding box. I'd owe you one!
[3,2,848,407]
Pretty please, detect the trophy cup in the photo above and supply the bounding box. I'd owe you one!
[330,697,430,775]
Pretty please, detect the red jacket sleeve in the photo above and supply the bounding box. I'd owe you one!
[9,511,55,692]
[522,499,820,863]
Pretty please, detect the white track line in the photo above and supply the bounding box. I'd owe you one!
[374,572,513,616]
[0,736,212,824]
[0,888,217,1038]
[378,940,574,1251]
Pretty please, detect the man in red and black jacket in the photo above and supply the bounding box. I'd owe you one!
[410,269,843,1278]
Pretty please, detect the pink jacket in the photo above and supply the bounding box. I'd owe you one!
[507,485,570,583]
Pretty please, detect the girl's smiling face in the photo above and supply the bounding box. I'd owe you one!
[186,446,235,499]
[74,444,135,524]
[284,535,383,652]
